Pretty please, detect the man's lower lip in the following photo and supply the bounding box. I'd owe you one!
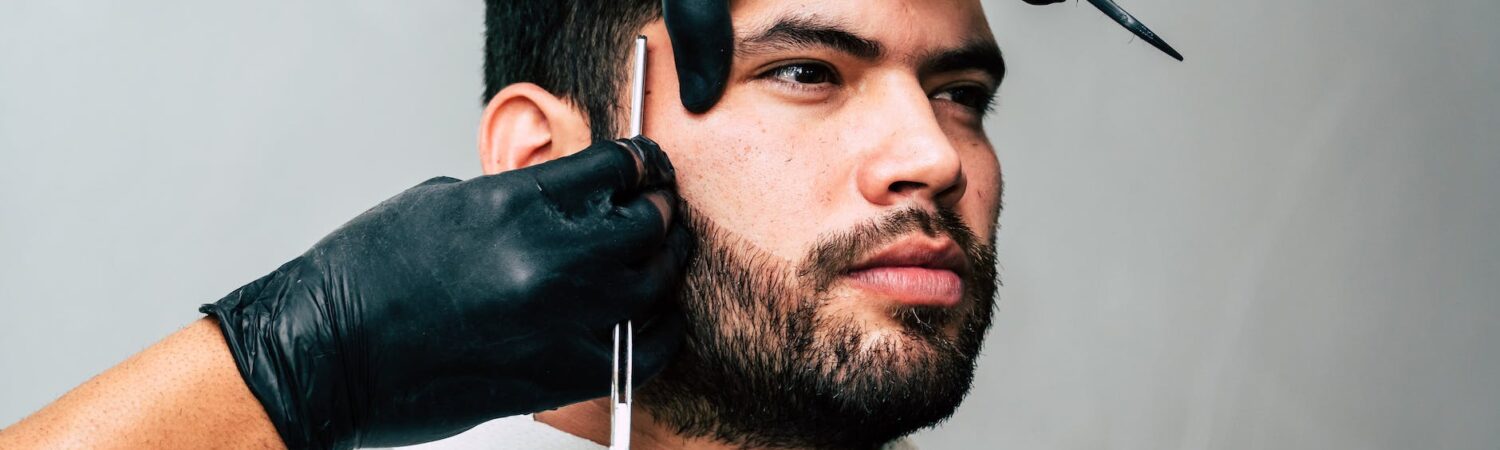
[844,267,963,308]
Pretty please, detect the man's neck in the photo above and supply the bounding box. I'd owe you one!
[535,398,746,450]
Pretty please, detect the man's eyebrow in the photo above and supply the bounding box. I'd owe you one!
[919,42,1007,86]
[736,15,883,60]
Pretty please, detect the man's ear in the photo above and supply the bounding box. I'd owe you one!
[478,83,593,175]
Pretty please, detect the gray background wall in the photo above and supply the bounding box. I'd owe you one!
[2,1,1496,449]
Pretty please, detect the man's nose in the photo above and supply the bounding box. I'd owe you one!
[853,80,967,210]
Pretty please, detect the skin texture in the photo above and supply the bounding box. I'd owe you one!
[0,319,284,449]
[481,0,1004,447]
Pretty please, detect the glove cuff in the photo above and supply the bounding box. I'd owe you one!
[200,258,356,450]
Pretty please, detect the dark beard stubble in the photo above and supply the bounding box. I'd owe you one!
[638,204,1000,450]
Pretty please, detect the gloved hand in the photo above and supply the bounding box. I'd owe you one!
[200,136,690,450]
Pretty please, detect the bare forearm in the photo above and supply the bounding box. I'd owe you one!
[0,318,284,449]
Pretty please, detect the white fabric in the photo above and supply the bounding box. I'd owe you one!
[392,415,600,450]
[391,415,919,450]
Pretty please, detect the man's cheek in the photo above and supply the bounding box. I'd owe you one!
[961,152,1002,240]
[693,166,827,254]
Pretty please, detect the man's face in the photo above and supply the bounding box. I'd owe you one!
[635,0,1003,447]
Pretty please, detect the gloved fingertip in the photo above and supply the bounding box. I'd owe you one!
[664,0,733,113]
[642,190,677,232]
[666,223,695,269]
[631,310,686,382]
[617,136,675,190]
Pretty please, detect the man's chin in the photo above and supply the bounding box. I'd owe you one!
[809,302,973,383]
[822,290,970,342]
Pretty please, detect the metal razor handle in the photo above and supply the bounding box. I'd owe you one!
[610,34,648,450]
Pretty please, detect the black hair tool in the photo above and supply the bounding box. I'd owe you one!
[1023,0,1183,61]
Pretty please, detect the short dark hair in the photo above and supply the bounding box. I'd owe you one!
[484,1,662,141]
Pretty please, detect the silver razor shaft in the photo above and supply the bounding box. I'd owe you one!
[610,34,648,450]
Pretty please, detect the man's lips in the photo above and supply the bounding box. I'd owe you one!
[843,237,967,308]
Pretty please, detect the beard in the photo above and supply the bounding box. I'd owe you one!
[638,204,999,450]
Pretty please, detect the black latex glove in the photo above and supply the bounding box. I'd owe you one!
[200,137,690,450]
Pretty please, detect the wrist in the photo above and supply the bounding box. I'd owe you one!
[202,258,357,450]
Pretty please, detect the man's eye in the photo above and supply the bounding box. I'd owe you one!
[934,85,996,113]
[765,63,838,85]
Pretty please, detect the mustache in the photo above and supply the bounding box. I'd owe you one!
[796,206,984,293]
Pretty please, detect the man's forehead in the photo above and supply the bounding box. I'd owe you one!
[730,0,995,56]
